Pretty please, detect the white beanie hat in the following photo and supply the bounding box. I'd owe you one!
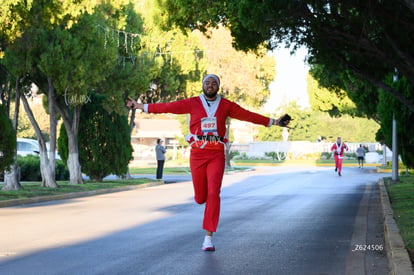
[202,74,220,87]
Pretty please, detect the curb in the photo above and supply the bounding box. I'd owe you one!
[378,178,414,275]
[0,181,164,208]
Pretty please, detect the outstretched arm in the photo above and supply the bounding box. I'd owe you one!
[228,100,292,128]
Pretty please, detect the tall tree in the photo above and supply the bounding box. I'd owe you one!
[58,93,133,181]
[258,105,380,143]
[377,77,414,168]
[131,0,203,104]
[0,104,16,178]
[191,26,275,167]
[190,27,275,106]
[160,0,414,113]
[0,0,26,190]
[309,65,381,122]
[307,72,360,118]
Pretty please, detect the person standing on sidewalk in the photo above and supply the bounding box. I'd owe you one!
[126,74,291,251]
[356,144,365,168]
[331,137,349,176]
[155,139,166,179]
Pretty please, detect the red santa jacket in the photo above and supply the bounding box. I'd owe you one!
[331,142,348,156]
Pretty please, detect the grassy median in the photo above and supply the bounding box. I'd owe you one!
[385,175,414,262]
[0,167,187,201]
[0,178,155,201]
[129,166,191,175]
[0,166,248,202]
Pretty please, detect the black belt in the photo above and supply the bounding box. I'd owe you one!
[197,135,224,142]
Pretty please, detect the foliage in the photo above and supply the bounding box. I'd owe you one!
[264,152,278,161]
[18,155,41,181]
[229,150,240,160]
[160,0,414,113]
[0,104,16,171]
[17,155,69,181]
[309,65,380,121]
[57,125,69,164]
[257,103,379,142]
[6,98,51,139]
[160,0,414,169]
[172,114,189,147]
[130,0,203,105]
[377,78,414,168]
[58,93,133,181]
[134,1,276,108]
[1,0,148,185]
[189,27,275,107]
[307,73,359,118]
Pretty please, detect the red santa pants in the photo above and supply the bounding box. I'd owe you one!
[190,148,225,232]
[334,154,344,173]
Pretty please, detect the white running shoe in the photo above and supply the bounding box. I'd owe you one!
[202,236,215,251]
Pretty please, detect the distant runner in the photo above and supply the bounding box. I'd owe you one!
[331,137,349,176]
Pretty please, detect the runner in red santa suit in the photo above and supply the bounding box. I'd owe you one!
[126,74,291,251]
[331,137,349,176]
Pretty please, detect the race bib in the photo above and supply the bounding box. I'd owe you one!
[201,117,217,133]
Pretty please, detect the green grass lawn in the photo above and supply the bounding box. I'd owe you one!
[129,166,191,175]
[129,166,249,175]
[0,166,248,202]
[0,178,153,201]
[385,175,414,262]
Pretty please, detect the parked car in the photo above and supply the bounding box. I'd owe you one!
[17,138,40,157]
[17,138,61,159]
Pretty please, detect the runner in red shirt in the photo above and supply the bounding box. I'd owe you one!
[126,74,291,251]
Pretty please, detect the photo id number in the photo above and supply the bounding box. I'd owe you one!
[351,244,384,252]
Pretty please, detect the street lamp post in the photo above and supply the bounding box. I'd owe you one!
[391,69,399,182]
[392,113,399,182]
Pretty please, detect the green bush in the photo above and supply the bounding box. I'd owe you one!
[0,105,16,171]
[264,152,277,160]
[58,93,133,181]
[229,150,240,160]
[55,159,70,180]
[17,155,69,181]
[345,152,357,159]
[18,155,42,181]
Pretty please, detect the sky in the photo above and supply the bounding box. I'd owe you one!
[264,46,310,113]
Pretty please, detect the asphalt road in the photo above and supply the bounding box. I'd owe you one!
[0,166,389,275]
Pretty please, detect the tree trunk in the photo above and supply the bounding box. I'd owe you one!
[3,163,21,191]
[68,152,83,184]
[123,107,137,180]
[20,86,58,188]
[39,151,57,188]
[45,77,58,187]
[122,170,132,180]
[2,78,22,191]
[59,114,84,185]
[67,106,83,184]
[53,89,84,185]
